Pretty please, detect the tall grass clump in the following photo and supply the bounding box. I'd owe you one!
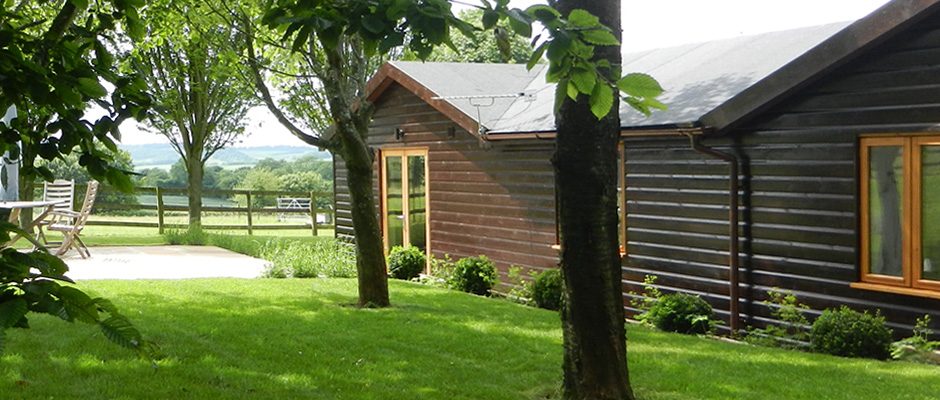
[163,228,207,245]
[206,233,265,257]
[261,238,356,278]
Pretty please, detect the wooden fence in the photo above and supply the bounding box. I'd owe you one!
[78,184,334,236]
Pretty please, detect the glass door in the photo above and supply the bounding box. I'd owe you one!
[382,149,429,255]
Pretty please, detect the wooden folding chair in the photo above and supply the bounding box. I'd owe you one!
[35,179,74,244]
[45,181,98,258]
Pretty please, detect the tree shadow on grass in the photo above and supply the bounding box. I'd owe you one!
[1,279,563,400]
[628,327,940,400]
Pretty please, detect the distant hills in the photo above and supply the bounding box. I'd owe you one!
[122,143,331,170]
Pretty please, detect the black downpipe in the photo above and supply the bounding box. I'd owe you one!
[688,134,741,334]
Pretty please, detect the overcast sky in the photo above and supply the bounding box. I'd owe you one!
[119,0,892,147]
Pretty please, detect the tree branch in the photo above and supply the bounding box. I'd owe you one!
[242,17,334,151]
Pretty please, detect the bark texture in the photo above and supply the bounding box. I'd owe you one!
[186,156,204,229]
[322,43,390,308]
[554,1,634,399]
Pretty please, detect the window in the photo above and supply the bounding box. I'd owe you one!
[858,135,940,295]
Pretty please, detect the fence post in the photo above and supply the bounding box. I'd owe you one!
[309,191,318,237]
[156,186,165,234]
[246,191,253,235]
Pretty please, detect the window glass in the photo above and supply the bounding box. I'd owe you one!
[407,155,427,252]
[868,145,904,277]
[921,145,940,281]
[385,156,404,250]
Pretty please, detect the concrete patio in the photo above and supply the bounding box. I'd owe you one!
[63,246,269,280]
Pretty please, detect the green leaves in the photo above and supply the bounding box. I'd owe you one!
[618,73,664,98]
[581,28,619,46]
[590,81,614,119]
[0,299,28,329]
[77,77,107,98]
[100,315,143,349]
[506,8,532,38]
[618,73,666,117]
[570,68,596,94]
[567,9,600,28]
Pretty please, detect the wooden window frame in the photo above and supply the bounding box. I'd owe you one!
[912,136,940,292]
[379,148,431,261]
[857,135,940,295]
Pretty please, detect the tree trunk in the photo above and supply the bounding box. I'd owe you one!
[186,158,203,229]
[554,1,633,399]
[339,135,390,308]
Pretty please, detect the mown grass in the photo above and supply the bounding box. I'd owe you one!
[2,279,938,400]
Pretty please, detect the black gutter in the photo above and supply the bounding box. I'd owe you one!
[687,134,741,334]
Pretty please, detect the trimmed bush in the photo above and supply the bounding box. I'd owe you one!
[387,246,426,280]
[645,293,713,334]
[531,269,563,310]
[449,255,497,295]
[810,306,893,360]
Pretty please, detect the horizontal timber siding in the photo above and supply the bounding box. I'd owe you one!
[335,83,559,284]
[624,19,940,336]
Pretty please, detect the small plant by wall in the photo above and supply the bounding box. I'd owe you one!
[448,255,497,296]
[810,306,893,360]
[629,275,662,326]
[387,246,426,280]
[745,289,811,349]
[891,315,940,364]
[531,269,563,311]
[644,292,714,335]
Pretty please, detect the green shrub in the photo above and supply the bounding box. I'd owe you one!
[387,246,426,280]
[810,306,893,360]
[891,315,940,364]
[745,289,810,349]
[260,239,356,279]
[531,269,563,311]
[449,255,497,295]
[645,292,713,334]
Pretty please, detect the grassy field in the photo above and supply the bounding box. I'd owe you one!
[78,214,334,247]
[2,279,938,400]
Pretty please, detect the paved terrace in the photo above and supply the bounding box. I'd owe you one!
[63,246,269,280]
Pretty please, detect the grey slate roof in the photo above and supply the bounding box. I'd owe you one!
[389,22,850,134]
[387,61,544,129]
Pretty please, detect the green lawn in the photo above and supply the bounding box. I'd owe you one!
[2,279,937,400]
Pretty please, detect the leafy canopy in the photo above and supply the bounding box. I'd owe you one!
[263,0,665,119]
[0,0,154,358]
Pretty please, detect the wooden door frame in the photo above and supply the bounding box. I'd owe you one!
[379,148,431,261]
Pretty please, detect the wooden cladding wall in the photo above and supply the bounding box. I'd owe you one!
[623,18,940,335]
[334,84,559,282]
